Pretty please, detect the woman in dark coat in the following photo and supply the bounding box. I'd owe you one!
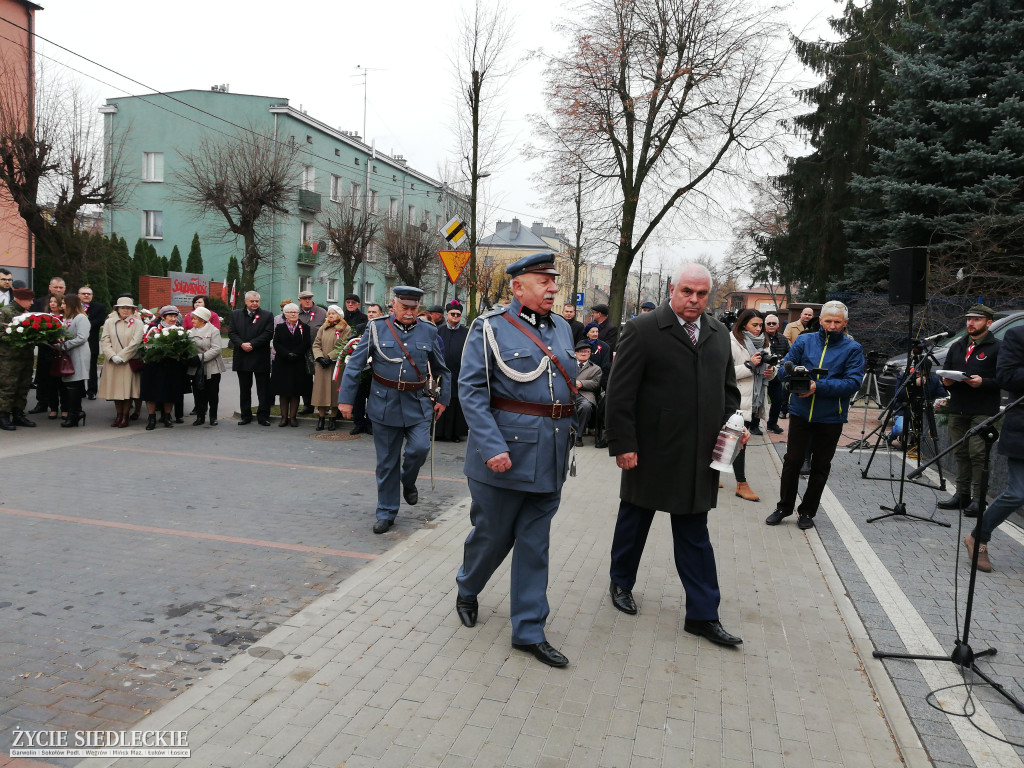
[435,300,469,441]
[140,306,189,430]
[270,302,311,427]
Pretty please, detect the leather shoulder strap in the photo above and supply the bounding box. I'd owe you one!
[383,319,424,380]
[503,313,578,396]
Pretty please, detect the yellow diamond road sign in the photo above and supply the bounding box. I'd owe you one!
[440,216,468,248]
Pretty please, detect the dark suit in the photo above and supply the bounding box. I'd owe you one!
[229,307,274,420]
[604,305,739,621]
[84,301,107,396]
[435,323,469,440]
[597,318,619,351]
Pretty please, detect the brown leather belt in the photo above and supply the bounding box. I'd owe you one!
[490,395,574,419]
[373,372,426,391]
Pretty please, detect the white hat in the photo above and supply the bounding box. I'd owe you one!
[114,297,136,308]
[191,307,212,323]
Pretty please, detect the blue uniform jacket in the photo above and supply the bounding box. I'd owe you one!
[339,316,450,428]
[459,300,578,494]
[783,329,865,424]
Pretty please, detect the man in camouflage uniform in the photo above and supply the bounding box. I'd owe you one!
[0,288,38,430]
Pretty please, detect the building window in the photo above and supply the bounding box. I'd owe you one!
[143,210,163,239]
[389,197,398,221]
[302,165,315,192]
[350,182,362,210]
[365,282,375,304]
[365,241,376,263]
[330,174,342,202]
[300,221,313,245]
[299,276,313,293]
[407,205,416,224]
[368,190,378,214]
[142,152,163,182]
[326,278,339,302]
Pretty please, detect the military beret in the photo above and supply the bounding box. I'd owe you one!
[964,304,995,319]
[505,252,559,279]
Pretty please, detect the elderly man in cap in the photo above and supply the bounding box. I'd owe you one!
[639,301,656,314]
[573,338,602,445]
[435,300,469,442]
[590,303,619,351]
[343,293,368,334]
[297,290,327,415]
[0,287,38,430]
[455,252,578,667]
[938,304,1002,517]
[426,305,444,327]
[339,286,450,534]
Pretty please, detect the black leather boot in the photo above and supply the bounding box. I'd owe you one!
[12,411,36,427]
[316,416,326,431]
[145,414,157,430]
[327,417,337,431]
[161,413,174,428]
[0,412,14,431]
[192,414,206,426]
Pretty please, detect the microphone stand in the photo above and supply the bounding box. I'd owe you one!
[874,392,1024,713]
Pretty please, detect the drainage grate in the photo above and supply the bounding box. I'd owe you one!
[309,432,363,442]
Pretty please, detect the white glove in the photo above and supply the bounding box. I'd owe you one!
[110,355,124,365]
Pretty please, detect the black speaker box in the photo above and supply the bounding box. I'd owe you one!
[889,247,928,305]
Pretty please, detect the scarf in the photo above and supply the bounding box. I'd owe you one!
[743,330,768,414]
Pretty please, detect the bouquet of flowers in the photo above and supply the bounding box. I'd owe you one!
[138,307,157,325]
[2,312,67,349]
[142,325,197,364]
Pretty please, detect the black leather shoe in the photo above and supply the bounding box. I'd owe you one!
[767,424,784,435]
[373,519,393,534]
[28,403,47,414]
[86,393,96,401]
[609,583,637,615]
[684,619,742,647]
[0,413,15,431]
[594,439,608,449]
[512,641,569,668]
[12,412,36,427]
[937,494,970,510]
[963,500,981,518]
[349,425,365,435]
[456,595,478,627]
[403,485,418,505]
[238,416,252,425]
[257,417,272,426]
[748,425,763,436]
[327,418,337,431]
[765,508,792,526]
[797,514,814,530]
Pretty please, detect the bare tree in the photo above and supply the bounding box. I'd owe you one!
[725,179,789,306]
[380,218,445,290]
[452,0,514,319]
[318,202,381,298]
[0,58,129,287]
[534,0,791,323]
[175,126,301,293]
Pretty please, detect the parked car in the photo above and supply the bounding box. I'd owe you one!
[876,310,1024,406]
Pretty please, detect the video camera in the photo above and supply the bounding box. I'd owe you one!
[744,352,783,371]
[783,361,828,394]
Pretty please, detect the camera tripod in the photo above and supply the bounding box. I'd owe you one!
[845,354,884,450]
[875,395,1024,713]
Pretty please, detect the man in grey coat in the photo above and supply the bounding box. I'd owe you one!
[604,263,745,647]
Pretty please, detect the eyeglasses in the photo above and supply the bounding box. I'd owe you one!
[765,322,778,326]
[448,312,462,317]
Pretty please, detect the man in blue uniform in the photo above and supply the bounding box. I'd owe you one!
[339,286,450,534]
[455,252,578,668]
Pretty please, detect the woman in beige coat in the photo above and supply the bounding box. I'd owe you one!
[186,307,226,426]
[311,305,352,431]
[99,297,144,427]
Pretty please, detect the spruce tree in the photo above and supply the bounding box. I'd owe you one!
[108,236,133,301]
[847,0,1024,296]
[185,233,204,273]
[168,245,183,273]
[160,256,170,276]
[226,255,240,292]
[131,238,146,297]
[772,0,921,298]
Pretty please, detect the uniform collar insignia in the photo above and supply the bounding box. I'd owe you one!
[394,320,416,332]
[518,307,544,327]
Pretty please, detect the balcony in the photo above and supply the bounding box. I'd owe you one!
[298,189,321,213]
[297,245,318,265]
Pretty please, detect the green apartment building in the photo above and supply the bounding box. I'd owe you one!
[101,89,450,310]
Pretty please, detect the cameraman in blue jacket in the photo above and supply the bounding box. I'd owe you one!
[766,300,865,530]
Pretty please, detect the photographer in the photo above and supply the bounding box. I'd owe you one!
[763,314,790,432]
[766,301,864,530]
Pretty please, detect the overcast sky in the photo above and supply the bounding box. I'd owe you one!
[26,0,838,268]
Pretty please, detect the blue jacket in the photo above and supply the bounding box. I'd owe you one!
[459,300,577,494]
[783,329,865,424]
[338,316,450,428]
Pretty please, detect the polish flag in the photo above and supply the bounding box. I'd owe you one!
[229,280,237,307]
[221,278,228,302]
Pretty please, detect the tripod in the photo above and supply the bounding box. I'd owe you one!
[865,304,948,525]
[845,355,885,450]
[875,396,1024,713]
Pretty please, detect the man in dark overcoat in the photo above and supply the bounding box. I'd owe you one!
[435,300,469,442]
[77,286,107,400]
[229,290,275,426]
[604,263,745,647]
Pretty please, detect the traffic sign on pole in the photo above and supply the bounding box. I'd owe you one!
[440,216,468,248]
[576,292,584,307]
[438,250,471,283]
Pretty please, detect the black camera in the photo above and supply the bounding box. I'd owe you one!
[783,363,828,394]
[745,352,783,371]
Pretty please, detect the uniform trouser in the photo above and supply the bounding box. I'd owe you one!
[777,416,843,517]
[0,356,33,413]
[457,479,561,644]
[609,503,720,621]
[371,419,431,521]
[236,371,270,419]
[974,457,1024,544]
[351,375,372,427]
[767,378,785,426]
[947,413,989,499]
